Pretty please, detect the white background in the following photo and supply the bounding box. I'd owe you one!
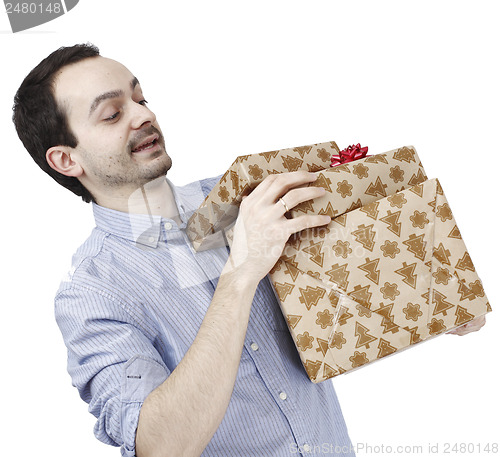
[1,1,498,456]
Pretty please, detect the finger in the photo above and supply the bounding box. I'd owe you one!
[240,173,281,203]
[284,213,331,236]
[278,186,326,213]
[252,171,318,205]
[469,320,486,331]
[448,318,485,336]
[475,315,486,326]
[463,316,486,331]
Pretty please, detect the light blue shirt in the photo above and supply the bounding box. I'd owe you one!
[55,175,355,456]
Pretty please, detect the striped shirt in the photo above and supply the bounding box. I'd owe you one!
[55,175,355,457]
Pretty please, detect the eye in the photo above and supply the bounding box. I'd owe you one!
[104,111,120,122]
[139,99,149,106]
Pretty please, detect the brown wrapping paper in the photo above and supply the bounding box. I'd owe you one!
[266,177,491,382]
[186,140,340,251]
[190,144,491,382]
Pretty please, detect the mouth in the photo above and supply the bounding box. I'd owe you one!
[131,134,160,153]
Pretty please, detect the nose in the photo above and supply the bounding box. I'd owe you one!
[130,101,157,129]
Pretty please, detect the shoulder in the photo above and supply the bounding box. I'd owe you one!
[172,174,223,210]
[55,228,120,301]
[199,174,224,197]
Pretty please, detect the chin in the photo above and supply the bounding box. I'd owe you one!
[159,151,172,175]
[143,153,172,182]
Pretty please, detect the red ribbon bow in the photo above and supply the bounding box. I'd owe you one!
[330,143,369,167]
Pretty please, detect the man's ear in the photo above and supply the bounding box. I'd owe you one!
[46,146,83,177]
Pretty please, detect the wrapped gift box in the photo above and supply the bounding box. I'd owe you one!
[186,140,340,251]
[190,143,491,382]
[267,176,491,382]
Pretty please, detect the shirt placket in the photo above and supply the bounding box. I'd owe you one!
[243,294,316,454]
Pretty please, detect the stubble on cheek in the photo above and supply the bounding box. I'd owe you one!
[99,148,172,187]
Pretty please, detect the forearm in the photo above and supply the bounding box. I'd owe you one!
[135,262,258,457]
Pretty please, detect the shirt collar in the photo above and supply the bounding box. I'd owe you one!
[92,177,191,248]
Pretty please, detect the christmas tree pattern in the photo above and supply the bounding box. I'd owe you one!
[358,257,381,285]
[318,201,338,218]
[433,243,452,265]
[325,263,350,290]
[316,338,330,356]
[298,285,326,311]
[395,262,418,288]
[360,201,380,220]
[364,154,389,164]
[281,155,304,172]
[260,149,280,163]
[292,145,313,158]
[352,224,377,251]
[380,210,402,236]
[393,146,416,163]
[282,255,301,282]
[408,169,427,187]
[348,284,373,308]
[448,225,462,239]
[365,176,388,197]
[313,173,333,192]
[432,291,454,316]
[457,281,476,301]
[454,305,475,326]
[403,233,427,260]
[274,282,295,301]
[287,314,302,329]
[304,359,322,380]
[456,252,475,272]
[303,240,325,267]
[377,339,398,358]
[354,322,378,349]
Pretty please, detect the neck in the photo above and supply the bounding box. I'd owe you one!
[93,176,181,223]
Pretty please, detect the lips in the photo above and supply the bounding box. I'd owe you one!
[132,134,159,153]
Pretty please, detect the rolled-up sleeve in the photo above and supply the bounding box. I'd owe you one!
[55,285,170,457]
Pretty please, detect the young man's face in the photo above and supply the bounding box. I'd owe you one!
[53,56,172,196]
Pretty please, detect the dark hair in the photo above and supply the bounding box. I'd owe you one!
[13,43,100,203]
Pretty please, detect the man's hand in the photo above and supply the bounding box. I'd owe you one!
[223,170,330,284]
[447,315,486,336]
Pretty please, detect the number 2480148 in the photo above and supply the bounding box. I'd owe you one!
[5,2,62,14]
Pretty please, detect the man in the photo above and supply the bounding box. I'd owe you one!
[12,43,351,457]
[13,44,484,457]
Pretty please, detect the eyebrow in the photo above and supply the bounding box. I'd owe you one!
[88,77,140,118]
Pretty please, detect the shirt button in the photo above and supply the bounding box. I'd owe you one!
[303,443,311,453]
[148,236,155,243]
[164,222,173,230]
[250,342,259,351]
[279,391,287,401]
